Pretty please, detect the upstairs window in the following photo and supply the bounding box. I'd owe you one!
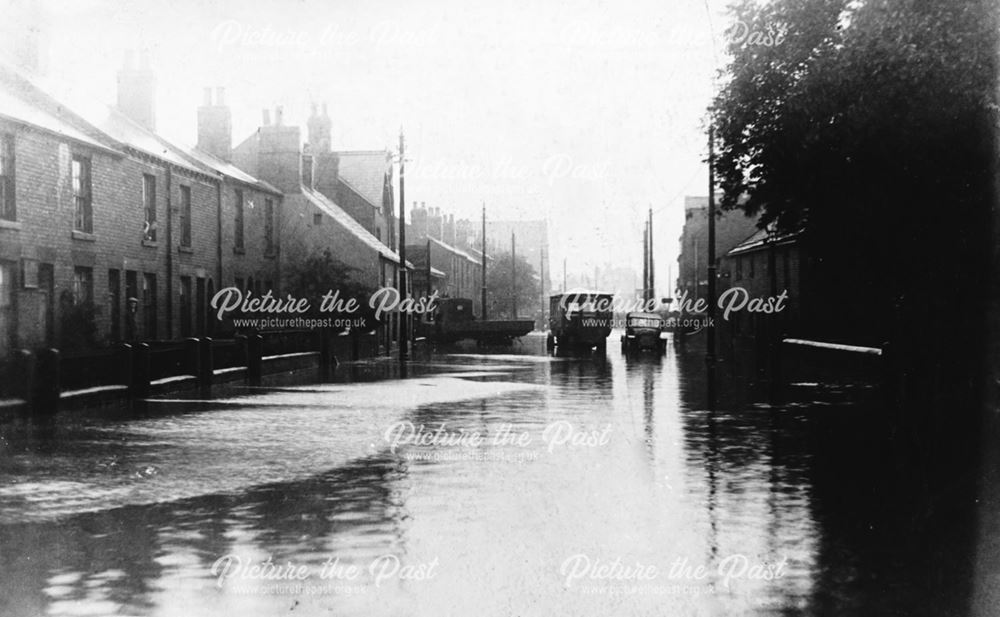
[142,174,157,241]
[72,155,92,232]
[179,185,192,247]
[0,134,14,221]
[234,189,245,249]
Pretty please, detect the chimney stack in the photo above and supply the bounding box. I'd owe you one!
[307,101,332,153]
[262,108,271,126]
[256,105,302,193]
[117,48,156,132]
[197,85,232,161]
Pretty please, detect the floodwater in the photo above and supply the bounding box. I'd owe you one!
[0,333,996,616]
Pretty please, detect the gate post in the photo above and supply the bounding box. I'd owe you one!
[32,348,60,415]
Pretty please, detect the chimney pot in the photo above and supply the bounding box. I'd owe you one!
[322,103,328,117]
[311,103,318,116]
[216,87,225,106]
[203,87,212,106]
[275,106,284,125]
[262,109,271,126]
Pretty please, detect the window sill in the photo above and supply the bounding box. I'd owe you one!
[178,245,194,254]
[233,246,246,255]
[71,230,96,242]
[0,219,21,231]
[142,239,159,248]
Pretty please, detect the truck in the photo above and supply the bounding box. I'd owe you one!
[546,290,615,352]
[415,297,535,345]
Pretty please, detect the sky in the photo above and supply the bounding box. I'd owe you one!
[18,0,734,293]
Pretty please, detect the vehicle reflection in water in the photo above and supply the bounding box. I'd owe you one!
[0,332,991,616]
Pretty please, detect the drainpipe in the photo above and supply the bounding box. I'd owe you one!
[165,166,173,339]
[216,177,223,293]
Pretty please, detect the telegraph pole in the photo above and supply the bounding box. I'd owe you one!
[511,232,517,318]
[648,207,654,304]
[398,129,408,359]
[707,121,717,365]
[481,202,487,320]
[540,245,545,328]
[642,221,649,302]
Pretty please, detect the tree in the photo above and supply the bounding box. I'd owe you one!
[486,252,541,320]
[285,249,380,332]
[712,0,998,409]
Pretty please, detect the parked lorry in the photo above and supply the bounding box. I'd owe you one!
[416,297,534,345]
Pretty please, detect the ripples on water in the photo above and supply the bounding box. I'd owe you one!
[0,335,993,616]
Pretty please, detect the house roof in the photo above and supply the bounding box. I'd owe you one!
[335,150,389,209]
[30,76,206,175]
[0,59,277,189]
[0,85,119,155]
[428,236,482,266]
[179,145,280,194]
[301,186,411,267]
[726,227,802,257]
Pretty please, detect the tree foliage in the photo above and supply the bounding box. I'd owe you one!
[486,252,541,319]
[285,249,381,331]
[712,0,998,404]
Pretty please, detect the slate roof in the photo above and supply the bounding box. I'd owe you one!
[726,228,802,257]
[301,186,410,266]
[334,150,389,209]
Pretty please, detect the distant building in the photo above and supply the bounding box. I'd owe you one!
[232,107,408,352]
[406,237,484,315]
[675,195,759,303]
[304,104,396,251]
[406,204,484,316]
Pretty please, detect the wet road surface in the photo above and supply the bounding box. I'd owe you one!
[0,333,995,616]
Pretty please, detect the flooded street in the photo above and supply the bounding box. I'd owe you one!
[0,334,995,616]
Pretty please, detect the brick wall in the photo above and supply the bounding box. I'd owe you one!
[0,117,284,354]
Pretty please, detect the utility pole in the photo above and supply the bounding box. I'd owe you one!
[642,221,649,302]
[540,245,545,328]
[426,238,432,298]
[511,232,517,318]
[707,121,717,365]
[648,207,655,304]
[481,202,487,320]
[398,129,408,359]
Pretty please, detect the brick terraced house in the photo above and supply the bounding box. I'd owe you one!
[0,55,283,355]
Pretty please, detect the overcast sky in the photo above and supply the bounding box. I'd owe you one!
[28,0,732,292]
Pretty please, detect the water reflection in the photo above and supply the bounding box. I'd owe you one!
[0,334,991,616]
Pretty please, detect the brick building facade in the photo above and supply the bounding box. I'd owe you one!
[0,57,284,355]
